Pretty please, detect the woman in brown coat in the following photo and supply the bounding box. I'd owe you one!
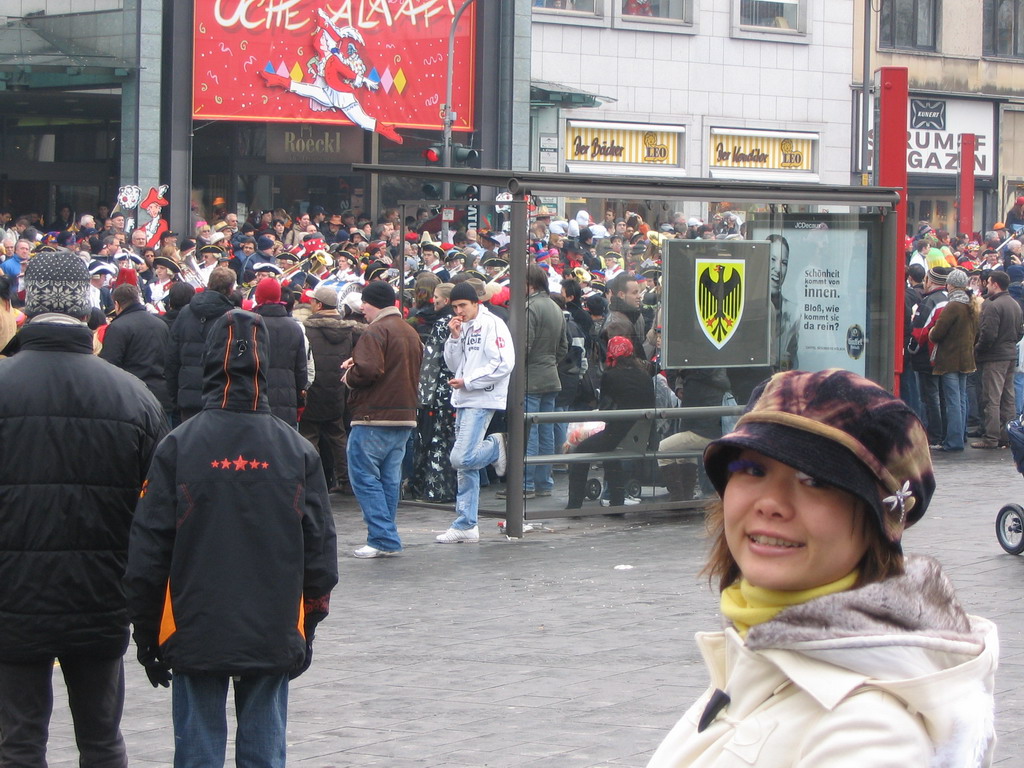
[929,268,979,451]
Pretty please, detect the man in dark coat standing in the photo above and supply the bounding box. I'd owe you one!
[0,251,167,767]
[301,283,362,493]
[972,269,1024,448]
[166,266,236,421]
[100,282,173,422]
[251,278,308,427]
[125,309,338,768]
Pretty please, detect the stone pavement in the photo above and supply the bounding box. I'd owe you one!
[42,448,1024,766]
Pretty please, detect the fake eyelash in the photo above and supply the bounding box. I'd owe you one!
[727,458,761,474]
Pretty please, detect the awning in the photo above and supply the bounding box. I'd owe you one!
[531,79,615,109]
[0,10,137,88]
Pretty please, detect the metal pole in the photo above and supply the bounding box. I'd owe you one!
[504,196,527,539]
[861,0,871,181]
[442,0,479,241]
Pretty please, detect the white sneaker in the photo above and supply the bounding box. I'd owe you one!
[353,545,400,558]
[435,526,480,543]
[601,497,641,507]
[491,433,508,477]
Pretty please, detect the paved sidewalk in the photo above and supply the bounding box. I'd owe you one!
[42,448,1024,766]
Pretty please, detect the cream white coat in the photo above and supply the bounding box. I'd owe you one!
[647,556,998,768]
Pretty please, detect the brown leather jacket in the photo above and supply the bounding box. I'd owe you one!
[345,307,422,427]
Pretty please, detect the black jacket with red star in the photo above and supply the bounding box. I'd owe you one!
[125,309,338,676]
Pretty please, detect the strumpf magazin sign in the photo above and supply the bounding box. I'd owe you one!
[192,1,477,140]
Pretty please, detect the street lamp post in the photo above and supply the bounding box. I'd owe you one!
[441,0,479,240]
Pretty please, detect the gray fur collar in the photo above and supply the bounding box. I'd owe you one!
[745,555,981,651]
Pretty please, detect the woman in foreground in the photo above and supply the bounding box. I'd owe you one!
[647,368,998,767]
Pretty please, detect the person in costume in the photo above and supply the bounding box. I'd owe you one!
[149,255,181,314]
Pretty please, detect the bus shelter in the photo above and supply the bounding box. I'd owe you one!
[355,164,901,538]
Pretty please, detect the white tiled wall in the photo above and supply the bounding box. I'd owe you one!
[532,0,854,184]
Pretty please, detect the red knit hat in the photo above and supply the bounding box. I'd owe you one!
[254,277,281,305]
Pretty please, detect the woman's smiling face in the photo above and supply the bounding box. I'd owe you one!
[723,449,869,591]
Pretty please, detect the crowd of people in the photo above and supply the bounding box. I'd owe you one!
[903,218,1024,454]
[0,199,1007,765]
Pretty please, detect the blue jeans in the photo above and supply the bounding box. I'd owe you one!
[941,372,968,451]
[918,372,943,444]
[1016,371,1024,415]
[899,368,924,423]
[524,391,556,492]
[172,673,288,768]
[449,407,499,530]
[348,425,412,552]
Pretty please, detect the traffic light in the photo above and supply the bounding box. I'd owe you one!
[452,144,481,168]
[452,183,479,200]
[422,144,443,165]
[422,182,442,199]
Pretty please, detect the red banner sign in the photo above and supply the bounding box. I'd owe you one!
[192,1,477,145]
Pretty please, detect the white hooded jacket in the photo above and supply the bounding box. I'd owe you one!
[443,304,515,410]
[647,556,998,767]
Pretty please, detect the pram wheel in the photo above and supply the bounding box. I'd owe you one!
[585,478,602,500]
[996,503,1024,555]
[625,479,642,499]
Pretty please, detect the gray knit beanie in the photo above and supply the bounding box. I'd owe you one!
[23,251,92,318]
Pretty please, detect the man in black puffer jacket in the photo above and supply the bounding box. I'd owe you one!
[165,266,236,421]
[251,278,308,426]
[100,282,173,421]
[125,308,338,767]
[0,251,167,767]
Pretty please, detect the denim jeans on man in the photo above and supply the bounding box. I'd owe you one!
[918,372,944,445]
[0,655,127,768]
[172,673,288,768]
[348,424,413,552]
[524,391,556,492]
[449,407,500,530]
[899,368,924,423]
[940,372,968,451]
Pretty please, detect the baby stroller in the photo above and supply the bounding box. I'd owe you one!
[997,416,1024,554]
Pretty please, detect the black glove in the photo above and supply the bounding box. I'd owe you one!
[138,645,172,688]
[289,641,313,681]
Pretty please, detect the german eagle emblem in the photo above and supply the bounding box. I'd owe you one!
[696,259,744,349]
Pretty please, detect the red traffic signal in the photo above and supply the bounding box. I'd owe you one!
[422,146,442,164]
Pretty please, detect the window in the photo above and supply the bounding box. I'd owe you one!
[984,0,1024,57]
[533,0,598,12]
[622,0,692,23]
[879,0,938,51]
[740,0,800,30]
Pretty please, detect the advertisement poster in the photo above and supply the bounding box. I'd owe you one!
[661,239,771,369]
[193,1,477,142]
[749,215,869,375]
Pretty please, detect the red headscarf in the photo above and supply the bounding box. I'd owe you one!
[606,335,633,368]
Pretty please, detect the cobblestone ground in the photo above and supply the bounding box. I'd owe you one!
[41,449,1024,766]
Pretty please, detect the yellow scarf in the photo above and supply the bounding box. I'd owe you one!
[720,571,859,638]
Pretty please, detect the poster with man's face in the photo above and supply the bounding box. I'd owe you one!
[750,215,870,375]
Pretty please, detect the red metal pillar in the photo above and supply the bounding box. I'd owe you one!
[875,67,908,393]
[958,133,976,239]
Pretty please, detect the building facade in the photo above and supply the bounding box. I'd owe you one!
[855,0,1024,235]
[529,1,856,221]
